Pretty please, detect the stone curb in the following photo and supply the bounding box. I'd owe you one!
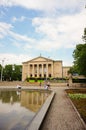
[27,91,55,130]
[66,91,86,129]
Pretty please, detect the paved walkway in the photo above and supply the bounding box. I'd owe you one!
[40,87,86,130]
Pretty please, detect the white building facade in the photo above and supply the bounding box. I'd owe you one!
[22,56,70,81]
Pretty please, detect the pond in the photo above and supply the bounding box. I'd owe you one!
[0,89,50,130]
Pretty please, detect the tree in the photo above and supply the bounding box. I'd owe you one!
[3,65,22,81]
[72,28,86,76]
[3,65,12,80]
[82,28,86,43]
[0,64,2,80]
[73,44,86,76]
[68,66,78,75]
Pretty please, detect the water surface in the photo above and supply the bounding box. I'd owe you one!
[0,89,50,130]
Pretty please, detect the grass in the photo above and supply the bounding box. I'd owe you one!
[27,79,44,83]
[37,80,44,83]
[29,80,35,83]
[68,93,86,99]
[66,88,86,124]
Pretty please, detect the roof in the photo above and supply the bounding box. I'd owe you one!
[22,56,53,64]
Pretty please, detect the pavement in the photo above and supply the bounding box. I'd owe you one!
[40,87,86,130]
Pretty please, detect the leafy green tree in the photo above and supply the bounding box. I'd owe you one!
[3,65,22,81]
[82,28,86,43]
[73,44,86,76]
[0,64,2,80]
[3,65,12,81]
[11,65,22,81]
[68,66,78,75]
[72,28,86,76]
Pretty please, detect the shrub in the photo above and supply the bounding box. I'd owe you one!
[68,93,86,99]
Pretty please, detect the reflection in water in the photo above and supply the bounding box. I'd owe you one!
[10,96,13,105]
[0,90,20,103]
[21,90,49,112]
[0,89,50,130]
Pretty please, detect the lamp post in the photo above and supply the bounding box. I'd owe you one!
[12,64,15,71]
[12,64,15,81]
[0,59,5,82]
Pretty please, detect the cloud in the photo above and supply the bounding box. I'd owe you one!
[12,41,32,50]
[0,43,4,47]
[0,22,35,44]
[11,41,22,48]
[0,53,32,65]
[0,22,13,39]
[0,53,73,66]
[0,22,36,53]
[32,9,86,50]
[35,39,61,51]
[63,60,73,66]
[0,8,86,53]
[0,0,85,66]
[9,31,35,43]
[12,16,26,23]
[0,10,5,18]
[0,0,85,12]
[23,44,32,50]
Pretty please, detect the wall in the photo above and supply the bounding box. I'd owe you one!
[53,61,62,78]
[63,66,71,78]
[22,63,28,81]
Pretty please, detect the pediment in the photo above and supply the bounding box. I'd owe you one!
[23,56,54,64]
[32,57,47,62]
[29,56,53,62]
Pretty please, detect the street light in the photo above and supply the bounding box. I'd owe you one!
[0,59,5,81]
[11,64,15,81]
[12,64,15,71]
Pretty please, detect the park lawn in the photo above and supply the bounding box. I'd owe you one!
[37,80,44,83]
[29,80,35,83]
[29,79,44,83]
[66,89,86,124]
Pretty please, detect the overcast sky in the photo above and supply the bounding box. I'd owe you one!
[0,0,86,66]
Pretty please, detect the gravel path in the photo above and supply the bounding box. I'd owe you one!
[40,87,86,130]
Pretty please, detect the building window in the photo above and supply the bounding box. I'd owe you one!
[35,74,37,77]
[39,74,41,77]
[49,74,51,77]
[44,74,46,77]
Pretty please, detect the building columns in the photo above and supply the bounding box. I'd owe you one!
[37,64,39,77]
[52,63,53,77]
[28,64,30,77]
[42,64,43,77]
[28,63,53,78]
[46,63,48,78]
[32,64,34,77]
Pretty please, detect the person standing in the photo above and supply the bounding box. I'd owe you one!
[47,81,50,88]
[39,82,41,87]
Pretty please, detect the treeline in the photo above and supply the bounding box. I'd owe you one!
[0,64,22,81]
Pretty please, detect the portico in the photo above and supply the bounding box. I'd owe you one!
[27,63,53,78]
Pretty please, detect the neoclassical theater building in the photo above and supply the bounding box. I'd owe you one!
[22,56,70,81]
